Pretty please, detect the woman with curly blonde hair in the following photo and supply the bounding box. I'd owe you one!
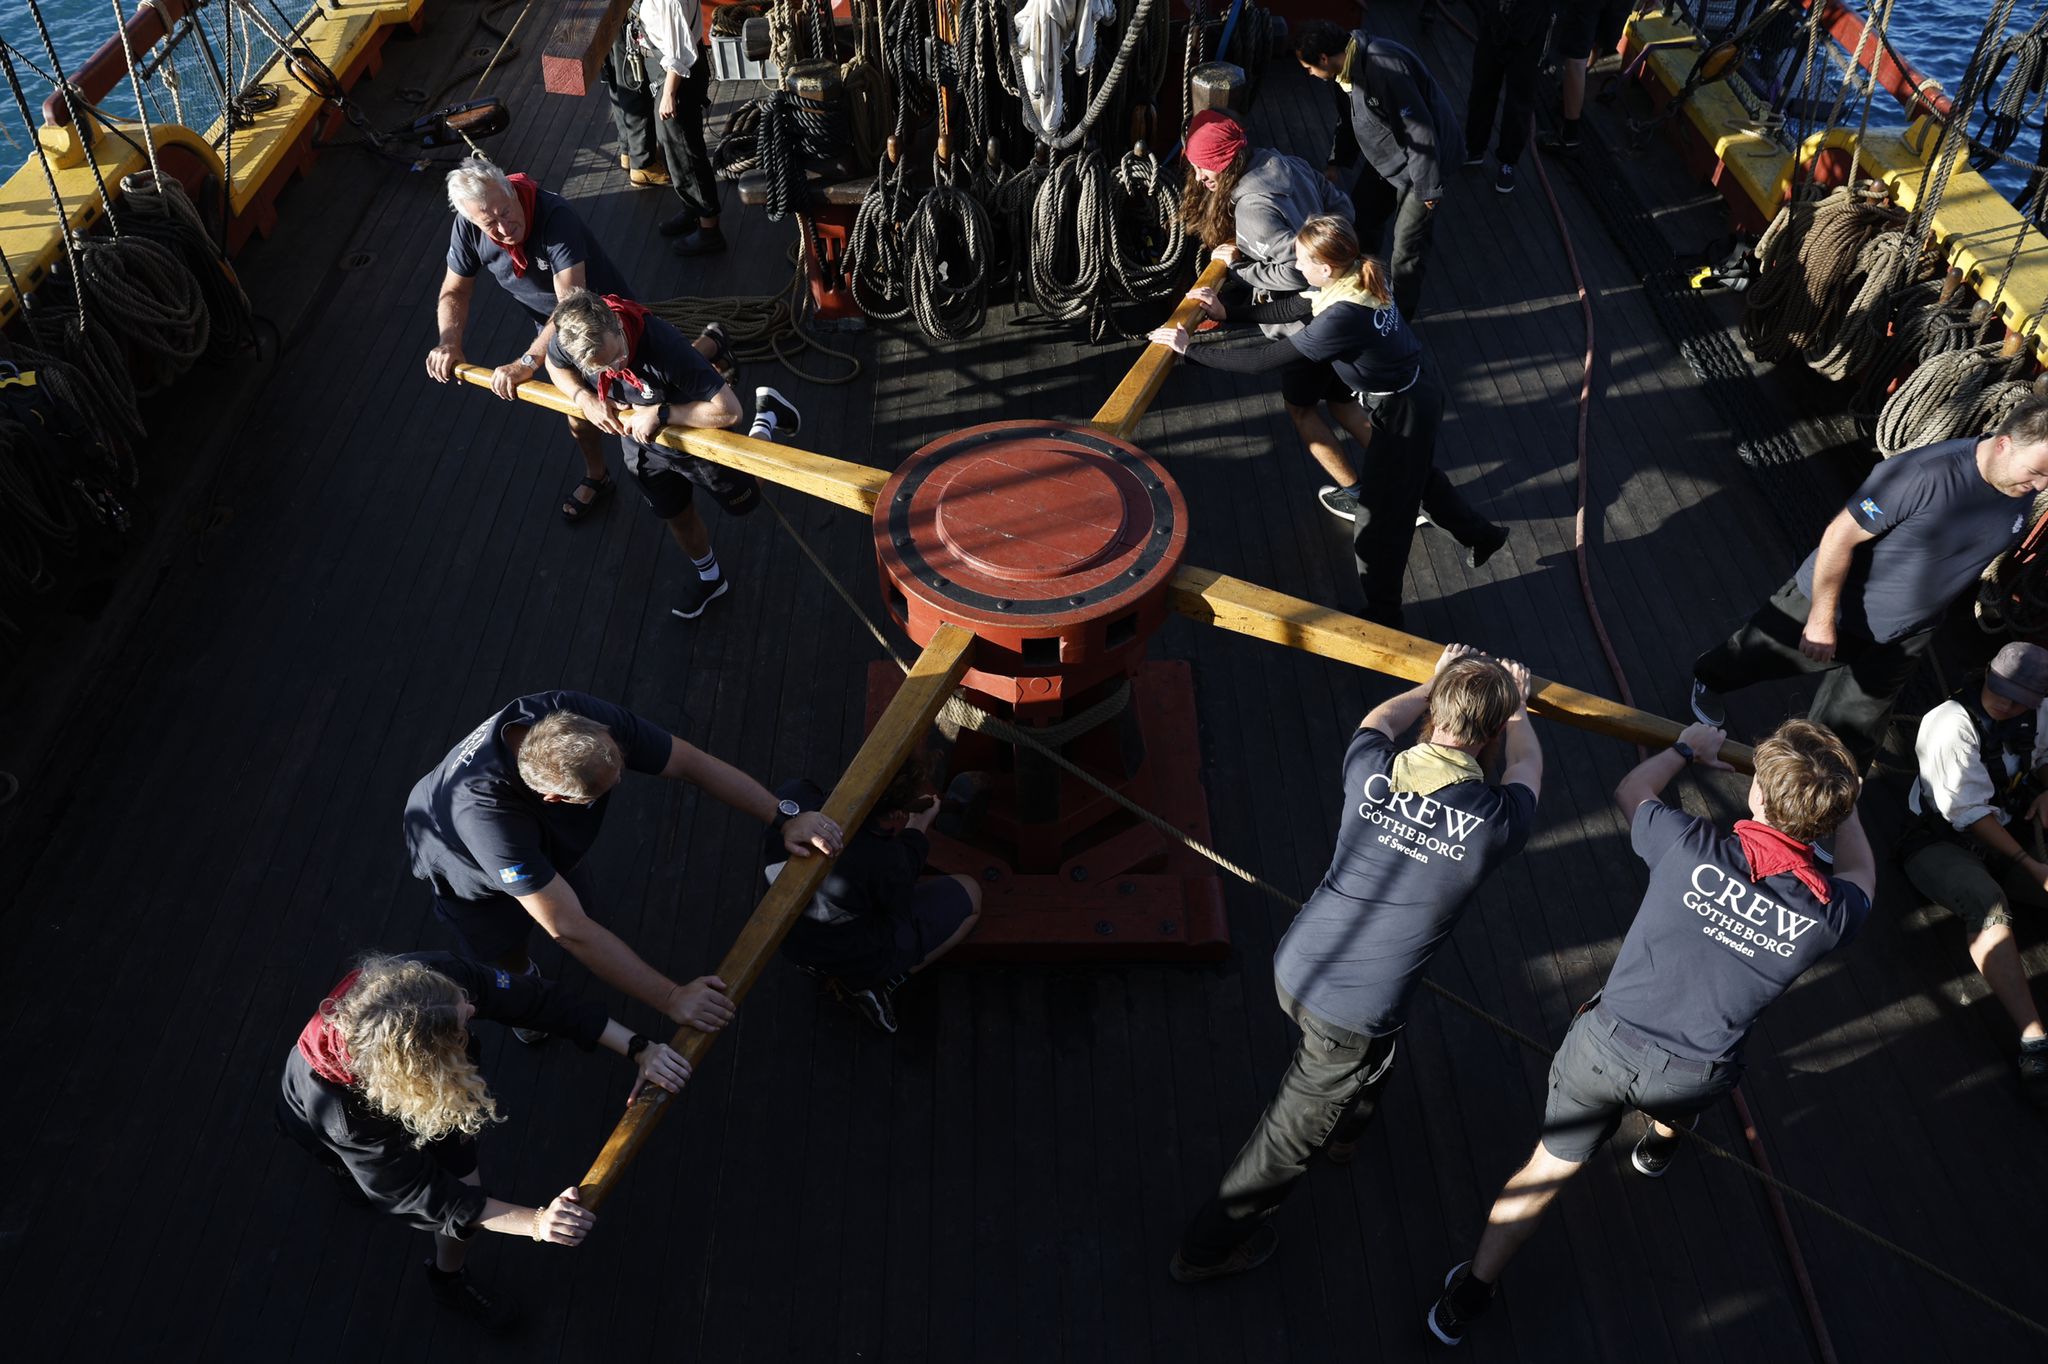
[276,952,690,1327]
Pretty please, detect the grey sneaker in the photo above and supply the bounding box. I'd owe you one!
[1689,679,1727,727]
[1168,1223,1279,1283]
[1318,484,1363,522]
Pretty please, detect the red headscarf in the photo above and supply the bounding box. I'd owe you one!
[1732,820,1832,904]
[594,294,654,404]
[1186,110,1250,173]
[296,968,364,1085]
[500,173,542,277]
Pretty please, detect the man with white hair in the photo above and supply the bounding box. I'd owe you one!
[544,288,799,620]
[424,160,736,522]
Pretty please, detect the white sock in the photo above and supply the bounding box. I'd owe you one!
[750,410,777,440]
[692,550,721,582]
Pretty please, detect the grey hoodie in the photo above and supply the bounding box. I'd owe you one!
[1228,147,1356,306]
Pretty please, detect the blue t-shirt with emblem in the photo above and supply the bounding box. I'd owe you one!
[1597,800,1871,1063]
[1289,297,1424,394]
[1273,728,1536,1036]
[1793,438,2030,642]
[404,691,672,904]
[446,187,634,324]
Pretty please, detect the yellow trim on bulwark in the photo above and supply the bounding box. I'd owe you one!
[1626,12,2048,368]
[0,0,422,327]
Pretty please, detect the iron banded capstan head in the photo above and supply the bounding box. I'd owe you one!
[872,421,1189,704]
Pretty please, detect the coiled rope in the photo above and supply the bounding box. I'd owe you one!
[904,157,995,341]
[1026,146,1192,342]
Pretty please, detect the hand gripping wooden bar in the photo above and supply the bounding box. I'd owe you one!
[452,367,1750,770]
[1089,256,1231,440]
[575,624,976,1207]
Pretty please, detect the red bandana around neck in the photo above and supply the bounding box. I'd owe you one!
[501,173,541,277]
[594,294,654,404]
[296,967,364,1085]
[1732,819,1832,904]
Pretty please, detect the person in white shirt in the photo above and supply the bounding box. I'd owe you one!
[1902,640,2048,1107]
[637,0,725,256]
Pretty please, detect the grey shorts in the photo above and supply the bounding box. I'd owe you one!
[1902,838,2048,937]
[1540,1007,1740,1163]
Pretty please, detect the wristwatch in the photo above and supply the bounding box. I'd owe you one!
[626,1033,651,1061]
[770,797,801,831]
[1671,740,1697,765]
[657,402,672,425]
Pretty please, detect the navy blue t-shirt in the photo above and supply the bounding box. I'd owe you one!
[447,187,634,324]
[1597,800,1871,1063]
[1794,438,2029,642]
[1289,297,1424,395]
[547,312,726,476]
[1273,729,1537,1036]
[404,691,672,904]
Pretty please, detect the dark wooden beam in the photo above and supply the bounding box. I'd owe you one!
[540,0,632,97]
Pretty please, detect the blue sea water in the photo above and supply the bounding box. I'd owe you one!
[0,1,2034,185]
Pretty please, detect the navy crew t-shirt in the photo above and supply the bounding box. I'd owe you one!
[1273,728,1537,1037]
[547,312,727,475]
[447,187,634,323]
[404,691,671,905]
[1597,800,1870,1063]
[1793,438,2029,642]
[1288,298,1424,396]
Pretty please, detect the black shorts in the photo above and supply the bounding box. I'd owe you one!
[781,875,977,989]
[626,444,761,520]
[1538,1007,1741,1162]
[1280,357,1356,409]
[1552,0,1631,59]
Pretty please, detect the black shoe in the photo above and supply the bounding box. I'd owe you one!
[1317,484,1363,522]
[835,979,897,1034]
[673,225,728,257]
[754,385,801,437]
[1466,523,1509,569]
[670,574,731,620]
[1630,1127,1681,1178]
[1494,163,1516,195]
[1688,679,1727,727]
[1168,1223,1279,1284]
[510,1026,551,1046]
[2019,1040,2048,1109]
[658,210,696,237]
[424,1263,515,1332]
[1462,150,1485,168]
[1426,1261,1495,1345]
[699,321,737,381]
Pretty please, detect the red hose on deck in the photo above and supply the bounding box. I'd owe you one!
[1424,3,1842,1360]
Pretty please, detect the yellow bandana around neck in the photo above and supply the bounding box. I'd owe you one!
[1335,37,1358,92]
[1389,742,1483,796]
[1308,271,1389,316]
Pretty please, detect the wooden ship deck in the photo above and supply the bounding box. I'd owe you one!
[1,5,2044,1361]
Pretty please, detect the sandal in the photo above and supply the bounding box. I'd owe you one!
[698,321,738,382]
[562,473,614,524]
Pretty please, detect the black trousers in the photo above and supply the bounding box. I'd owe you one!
[1353,171,1438,319]
[600,26,659,169]
[655,56,721,222]
[1352,366,1489,623]
[1179,986,1400,1266]
[1691,578,1936,769]
[1466,16,1548,165]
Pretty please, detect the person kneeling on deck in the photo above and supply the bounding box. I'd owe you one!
[1295,19,1460,319]
[275,952,691,1327]
[1689,399,2048,773]
[1150,216,1507,630]
[546,288,796,620]
[425,159,723,525]
[765,755,983,1035]
[1427,718,1873,1345]
[1900,642,2048,1108]
[404,691,842,1040]
[1170,645,1541,1283]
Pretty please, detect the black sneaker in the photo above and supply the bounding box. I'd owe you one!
[1317,484,1363,522]
[670,574,731,620]
[1462,150,1485,168]
[658,210,696,238]
[1168,1222,1279,1283]
[1630,1127,1681,1178]
[673,225,728,257]
[1415,508,1437,530]
[2019,1040,2048,1109]
[1494,163,1516,195]
[754,385,802,437]
[424,1262,515,1332]
[844,981,898,1034]
[1689,679,1727,727]
[1426,1261,1494,1345]
[699,321,737,381]
[1466,523,1509,570]
[511,1026,550,1046]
